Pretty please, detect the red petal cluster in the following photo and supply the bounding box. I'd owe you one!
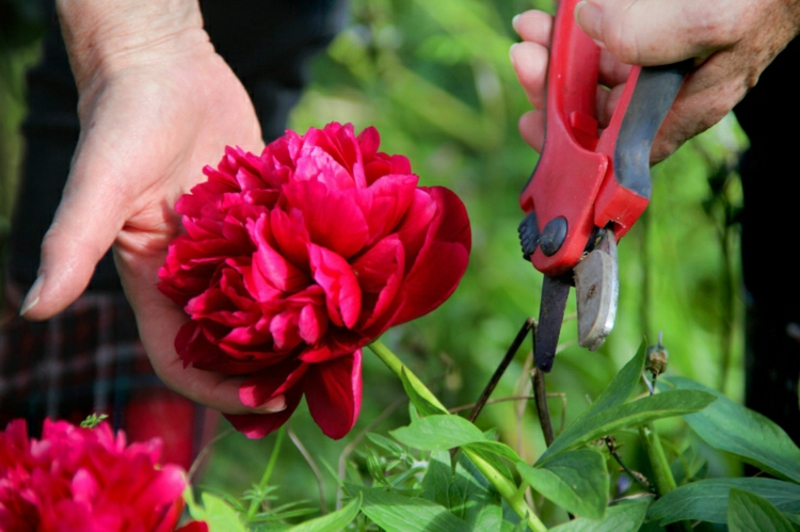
[0,419,200,532]
[158,122,471,439]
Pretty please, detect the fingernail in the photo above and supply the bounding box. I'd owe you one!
[20,275,44,316]
[509,43,519,64]
[592,38,607,50]
[512,14,521,31]
[575,1,603,40]
[254,394,286,414]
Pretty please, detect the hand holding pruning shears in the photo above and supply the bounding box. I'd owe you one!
[510,0,800,371]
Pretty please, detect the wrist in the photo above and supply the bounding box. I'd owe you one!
[56,0,208,90]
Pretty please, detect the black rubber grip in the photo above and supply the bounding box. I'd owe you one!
[614,60,692,198]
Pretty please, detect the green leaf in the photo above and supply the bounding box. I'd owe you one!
[80,413,109,428]
[451,455,502,528]
[184,487,205,522]
[391,415,485,451]
[285,494,361,532]
[462,443,517,481]
[420,451,503,530]
[189,492,246,532]
[466,440,524,464]
[588,341,647,414]
[728,488,796,532]
[357,487,468,532]
[399,367,448,416]
[366,432,406,455]
[518,450,609,519]
[667,377,800,483]
[549,501,649,532]
[538,390,716,463]
[648,478,800,526]
[421,451,454,508]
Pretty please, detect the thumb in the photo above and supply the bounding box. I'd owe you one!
[574,0,730,65]
[20,154,127,320]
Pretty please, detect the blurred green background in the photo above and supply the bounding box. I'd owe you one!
[1,0,746,525]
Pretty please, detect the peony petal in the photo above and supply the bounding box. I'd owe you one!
[283,180,369,259]
[270,310,303,351]
[396,188,438,268]
[390,186,471,325]
[238,360,308,408]
[308,244,362,329]
[304,350,362,439]
[298,344,334,363]
[270,209,310,269]
[361,174,418,244]
[71,469,100,504]
[298,303,327,345]
[351,235,405,329]
[357,126,380,163]
[225,385,304,439]
[175,322,270,374]
[250,215,310,294]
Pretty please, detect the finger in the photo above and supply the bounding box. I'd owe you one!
[519,110,546,153]
[650,53,746,163]
[21,144,129,320]
[598,49,632,88]
[575,0,740,65]
[511,41,549,110]
[596,83,627,129]
[512,10,554,47]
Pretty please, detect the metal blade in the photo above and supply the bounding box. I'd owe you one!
[535,274,571,372]
[574,228,619,350]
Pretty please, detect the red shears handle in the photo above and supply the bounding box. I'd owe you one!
[518,0,690,276]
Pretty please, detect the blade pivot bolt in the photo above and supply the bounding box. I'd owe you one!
[540,217,568,256]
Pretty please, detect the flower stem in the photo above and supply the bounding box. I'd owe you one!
[367,339,546,532]
[464,449,547,532]
[367,339,447,412]
[247,426,285,521]
[639,422,691,532]
[638,423,675,496]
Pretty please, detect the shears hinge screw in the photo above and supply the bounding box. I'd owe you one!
[540,217,568,257]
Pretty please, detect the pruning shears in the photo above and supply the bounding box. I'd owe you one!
[518,0,690,371]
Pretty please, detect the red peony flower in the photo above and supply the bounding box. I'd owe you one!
[158,122,471,439]
[0,419,203,532]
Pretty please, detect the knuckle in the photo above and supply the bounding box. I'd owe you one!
[690,3,744,49]
[603,13,642,63]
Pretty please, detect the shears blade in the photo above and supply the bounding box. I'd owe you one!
[533,229,619,371]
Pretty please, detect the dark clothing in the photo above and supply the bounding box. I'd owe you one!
[1,0,347,457]
[734,37,800,444]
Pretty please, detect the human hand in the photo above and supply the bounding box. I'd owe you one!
[511,0,800,163]
[21,0,285,416]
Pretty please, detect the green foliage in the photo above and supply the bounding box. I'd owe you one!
[284,495,362,532]
[391,415,486,451]
[184,489,248,532]
[667,377,800,483]
[540,388,715,462]
[517,450,609,519]
[357,487,469,532]
[648,478,800,526]
[727,488,797,532]
[549,502,649,532]
[79,413,109,429]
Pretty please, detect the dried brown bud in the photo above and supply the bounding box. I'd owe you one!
[646,343,669,377]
